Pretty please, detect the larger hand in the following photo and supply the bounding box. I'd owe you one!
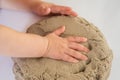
[30,1,77,16]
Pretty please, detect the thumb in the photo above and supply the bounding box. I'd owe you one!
[52,26,65,36]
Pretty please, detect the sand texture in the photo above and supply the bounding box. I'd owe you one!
[13,16,113,80]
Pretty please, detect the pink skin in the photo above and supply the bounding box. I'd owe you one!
[29,1,89,63]
[30,1,78,16]
[44,26,89,63]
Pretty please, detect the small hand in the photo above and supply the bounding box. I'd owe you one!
[43,26,89,63]
[30,1,77,16]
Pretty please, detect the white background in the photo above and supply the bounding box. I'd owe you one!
[0,0,120,80]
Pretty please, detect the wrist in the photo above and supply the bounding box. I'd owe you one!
[18,33,49,57]
[40,36,49,57]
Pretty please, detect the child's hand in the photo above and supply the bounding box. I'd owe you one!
[43,26,89,63]
[30,1,77,16]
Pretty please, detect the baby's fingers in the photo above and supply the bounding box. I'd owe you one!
[67,36,87,43]
[69,42,89,52]
[61,54,79,63]
[52,26,65,36]
[65,49,88,60]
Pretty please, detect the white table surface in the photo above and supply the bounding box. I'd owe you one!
[0,0,120,80]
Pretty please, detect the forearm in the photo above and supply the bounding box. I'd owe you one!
[16,0,43,8]
[0,24,48,57]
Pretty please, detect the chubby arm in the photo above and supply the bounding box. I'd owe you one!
[0,25,89,63]
[0,24,48,57]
